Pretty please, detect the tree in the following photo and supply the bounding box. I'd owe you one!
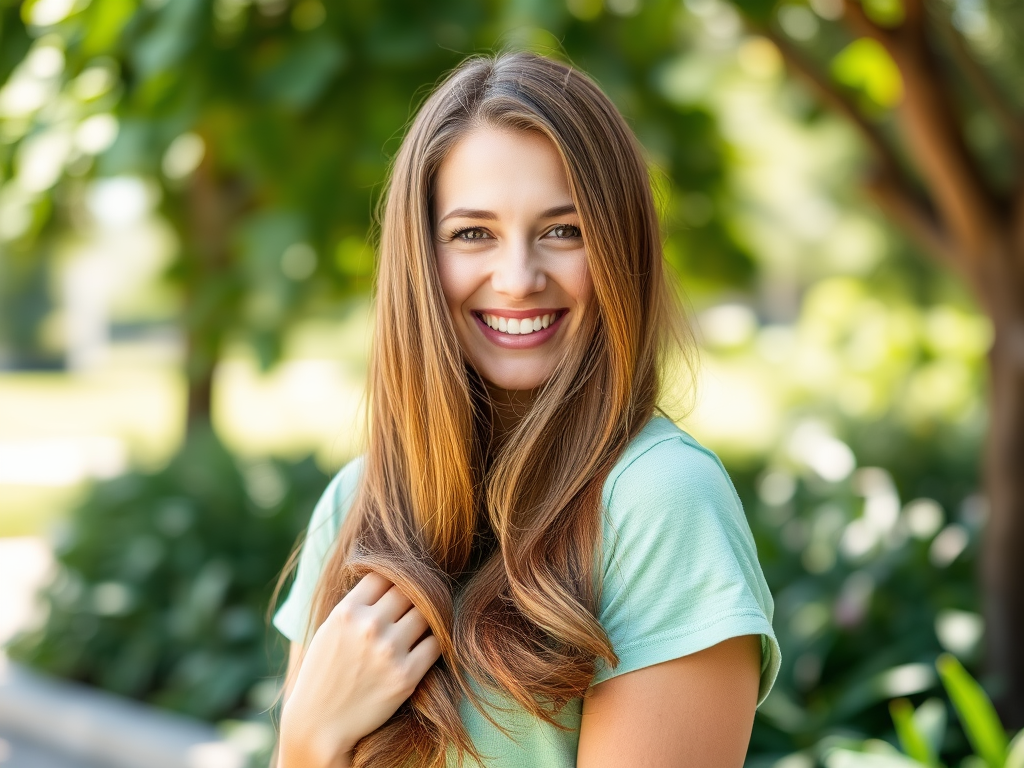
[722,0,1024,726]
[0,0,749,428]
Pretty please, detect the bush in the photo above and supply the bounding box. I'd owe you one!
[736,414,985,764]
[823,654,1024,768]
[9,427,330,721]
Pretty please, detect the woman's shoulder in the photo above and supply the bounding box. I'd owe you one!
[306,454,366,539]
[272,454,365,643]
[593,416,779,698]
[598,415,763,596]
[329,453,366,500]
[602,415,740,517]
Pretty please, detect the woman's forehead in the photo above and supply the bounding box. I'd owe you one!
[433,127,575,220]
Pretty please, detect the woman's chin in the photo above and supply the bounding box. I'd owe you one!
[478,366,553,394]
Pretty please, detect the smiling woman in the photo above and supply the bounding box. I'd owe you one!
[272,51,780,768]
[434,128,591,392]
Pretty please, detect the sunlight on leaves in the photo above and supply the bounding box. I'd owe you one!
[832,38,903,110]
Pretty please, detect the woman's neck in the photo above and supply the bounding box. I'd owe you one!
[485,383,535,445]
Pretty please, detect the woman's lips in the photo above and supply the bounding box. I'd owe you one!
[472,310,567,349]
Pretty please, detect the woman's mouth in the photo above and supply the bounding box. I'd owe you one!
[471,309,567,348]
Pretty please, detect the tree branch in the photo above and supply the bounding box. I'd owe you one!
[759,27,951,264]
[932,6,1024,167]
[764,30,888,166]
[840,0,898,46]
[1015,188,1024,261]
[842,0,1001,259]
[862,170,957,268]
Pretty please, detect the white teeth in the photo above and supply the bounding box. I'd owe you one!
[482,313,558,335]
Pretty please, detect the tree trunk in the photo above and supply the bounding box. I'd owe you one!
[185,338,217,428]
[830,0,1024,722]
[744,0,1024,722]
[181,138,235,437]
[979,248,1024,729]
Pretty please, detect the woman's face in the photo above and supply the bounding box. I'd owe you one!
[433,127,592,393]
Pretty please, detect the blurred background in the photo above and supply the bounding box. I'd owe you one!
[1,0,1022,766]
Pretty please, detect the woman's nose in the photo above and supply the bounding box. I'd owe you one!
[490,239,546,298]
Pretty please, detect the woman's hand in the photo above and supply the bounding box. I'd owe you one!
[278,572,441,768]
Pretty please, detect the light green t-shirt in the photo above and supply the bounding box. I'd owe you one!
[273,416,781,766]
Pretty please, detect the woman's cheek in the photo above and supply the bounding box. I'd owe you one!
[436,250,472,311]
[566,250,593,305]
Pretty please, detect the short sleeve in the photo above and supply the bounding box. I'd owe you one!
[592,433,781,707]
[272,456,364,644]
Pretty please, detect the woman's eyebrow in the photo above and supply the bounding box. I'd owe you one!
[438,208,497,224]
[437,203,578,225]
[538,203,577,218]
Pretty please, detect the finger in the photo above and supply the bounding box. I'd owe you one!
[344,572,394,607]
[405,633,442,679]
[373,585,414,623]
[391,606,430,651]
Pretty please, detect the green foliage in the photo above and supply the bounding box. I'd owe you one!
[890,698,940,768]
[1008,732,1024,768]
[862,0,905,29]
[0,0,753,374]
[8,429,329,721]
[823,658,1022,768]
[892,696,946,768]
[724,278,987,765]
[832,39,903,111]
[739,422,984,758]
[937,654,1009,768]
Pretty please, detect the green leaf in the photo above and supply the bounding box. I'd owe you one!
[80,0,139,58]
[131,0,205,80]
[915,698,950,761]
[891,698,938,767]
[1006,730,1024,768]
[936,654,1009,768]
[727,0,779,25]
[832,38,903,110]
[255,33,346,110]
[862,0,905,27]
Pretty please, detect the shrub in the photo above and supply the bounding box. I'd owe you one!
[9,427,330,721]
[737,415,985,763]
[823,654,1024,768]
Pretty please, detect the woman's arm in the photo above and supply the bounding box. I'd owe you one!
[276,642,333,768]
[577,634,762,768]
[283,641,304,704]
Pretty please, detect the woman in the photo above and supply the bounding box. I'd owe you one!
[273,51,780,768]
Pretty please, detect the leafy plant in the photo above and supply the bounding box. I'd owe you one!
[734,413,984,761]
[8,428,330,721]
[822,655,1024,768]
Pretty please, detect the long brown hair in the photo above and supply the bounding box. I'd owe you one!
[292,51,683,767]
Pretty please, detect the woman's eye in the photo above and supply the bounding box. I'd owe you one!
[549,224,582,239]
[453,227,490,241]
